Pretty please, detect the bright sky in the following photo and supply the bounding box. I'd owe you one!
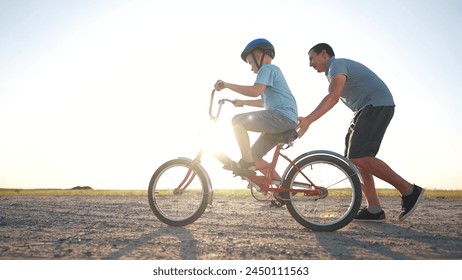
[1,0,461,190]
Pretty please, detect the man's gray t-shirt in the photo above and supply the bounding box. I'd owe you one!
[326,57,395,113]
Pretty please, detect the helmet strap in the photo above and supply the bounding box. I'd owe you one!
[251,50,266,71]
[259,52,266,70]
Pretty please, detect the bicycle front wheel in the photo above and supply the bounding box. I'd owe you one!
[284,154,362,232]
[148,158,210,226]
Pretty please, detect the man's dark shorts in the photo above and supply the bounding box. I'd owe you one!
[345,105,395,159]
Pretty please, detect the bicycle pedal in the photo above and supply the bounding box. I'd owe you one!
[271,179,281,186]
[269,200,285,208]
[247,183,262,192]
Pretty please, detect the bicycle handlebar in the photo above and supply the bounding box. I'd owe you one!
[209,88,235,121]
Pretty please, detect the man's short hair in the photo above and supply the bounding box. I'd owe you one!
[309,43,335,57]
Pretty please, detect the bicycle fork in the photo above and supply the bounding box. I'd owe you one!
[173,151,202,194]
[174,150,214,205]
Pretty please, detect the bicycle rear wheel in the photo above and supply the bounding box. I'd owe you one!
[284,154,362,231]
[148,158,209,226]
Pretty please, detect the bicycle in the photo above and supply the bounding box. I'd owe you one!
[148,87,363,231]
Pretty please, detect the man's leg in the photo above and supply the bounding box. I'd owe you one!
[346,106,424,221]
[350,156,413,196]
[352,156,425,221]
[354,164,381,206]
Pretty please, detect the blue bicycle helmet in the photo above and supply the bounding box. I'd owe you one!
[240,38,275,63]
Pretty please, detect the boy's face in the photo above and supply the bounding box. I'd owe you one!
[245,52,260,74]
[308,49,328,73]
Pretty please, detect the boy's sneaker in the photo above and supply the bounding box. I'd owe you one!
[354,207,386,222]
[223,161,256,177]
[398,185,425,221]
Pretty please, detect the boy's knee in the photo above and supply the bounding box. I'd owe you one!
[231,115,241,125]
[232,115,247,128]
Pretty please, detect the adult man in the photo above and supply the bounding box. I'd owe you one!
[298,43,424,222]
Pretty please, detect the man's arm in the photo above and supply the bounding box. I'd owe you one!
[297,74,346,138]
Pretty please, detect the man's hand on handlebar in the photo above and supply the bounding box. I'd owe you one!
[214,80,225,91]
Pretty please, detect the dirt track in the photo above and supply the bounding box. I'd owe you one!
[0,194,461,260]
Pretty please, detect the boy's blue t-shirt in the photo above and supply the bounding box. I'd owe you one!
[255,64,298,123]
[326,57,395,112]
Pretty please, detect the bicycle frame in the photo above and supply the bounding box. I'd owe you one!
[247,147,323,197]
[172,89,330,202]
[149,87,364,230]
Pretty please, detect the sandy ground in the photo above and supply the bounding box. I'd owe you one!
[0,194,461,260]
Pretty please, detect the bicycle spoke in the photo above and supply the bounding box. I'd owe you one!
[148,159,209,226]
[284,154,362,232]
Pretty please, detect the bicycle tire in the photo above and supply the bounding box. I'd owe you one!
[148,158,209,226]
[284,154,362,232]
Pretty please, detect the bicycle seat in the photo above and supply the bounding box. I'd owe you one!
[267,129,299,144]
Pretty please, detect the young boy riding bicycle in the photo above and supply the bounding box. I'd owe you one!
[214,38,298,179]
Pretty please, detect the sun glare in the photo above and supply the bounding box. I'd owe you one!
[1,0,461,190]
[197,119,237,156]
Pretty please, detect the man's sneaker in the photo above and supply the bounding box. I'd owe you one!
[398,185,425,221]
[354,207,386,222]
